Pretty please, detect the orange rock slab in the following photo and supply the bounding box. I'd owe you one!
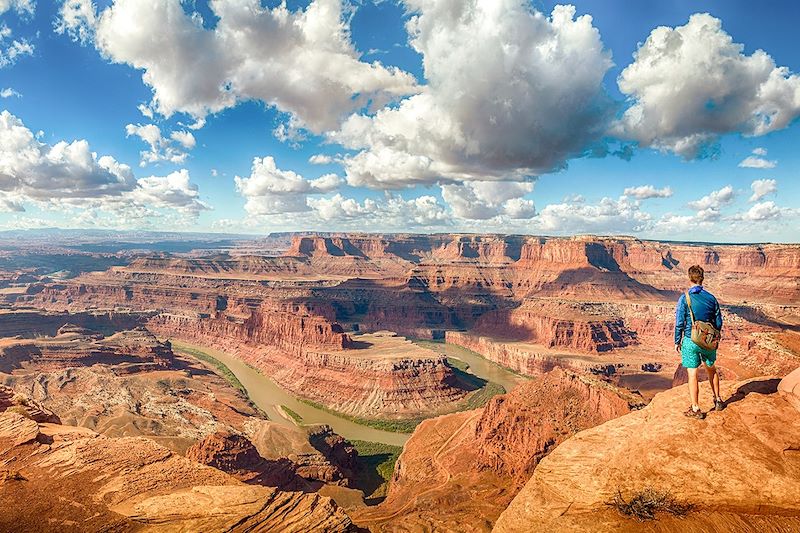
[493,376,800,532]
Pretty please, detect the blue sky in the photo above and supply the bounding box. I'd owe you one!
[0,0,798,242]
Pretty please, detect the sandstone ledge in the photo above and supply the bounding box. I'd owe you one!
[0,411,354,532]
[493,374,800,532]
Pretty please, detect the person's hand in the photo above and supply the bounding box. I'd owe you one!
[675,344,681,354]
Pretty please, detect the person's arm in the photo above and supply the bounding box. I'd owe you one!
[714,298,723,332]
[674,294,686,351]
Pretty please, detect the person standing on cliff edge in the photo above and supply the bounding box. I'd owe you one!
[675,265,725,419]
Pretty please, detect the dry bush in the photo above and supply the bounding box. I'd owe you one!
[0,470,26,482]
[5,405,34,420]
[607,488,694,521]
[12,394,30,406]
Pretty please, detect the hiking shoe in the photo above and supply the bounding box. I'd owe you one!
[684,407,706,420]
[714,398,725,411]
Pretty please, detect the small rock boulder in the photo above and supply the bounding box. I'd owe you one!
[186,430,301,489]
[778,366,800,408]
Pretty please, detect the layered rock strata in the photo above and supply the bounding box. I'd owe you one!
[0,324,171,372]
[11,233,800,417]
[0,385,59,424]
[186,425,360,492]
[445,331,623,376]
[186,430,308,489]
[0,309,145,338]
[474,369,644,486]
[0,411,353,532]
[353,369,642,531]
[153,319,468,418]
[26,278,471,419]
[242,419,358,487]
[0,327,264,453]
[469,298,639,352]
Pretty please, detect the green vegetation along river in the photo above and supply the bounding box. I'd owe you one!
[413,339,529,393]
[173,338,526,447]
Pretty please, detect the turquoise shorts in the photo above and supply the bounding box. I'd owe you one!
[681,338,717,369]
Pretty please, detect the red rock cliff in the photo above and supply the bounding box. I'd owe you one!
[474,369,643,487]
[470,298,638,353]
[354,369,641,531]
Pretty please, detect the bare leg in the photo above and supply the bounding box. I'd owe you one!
[687,367,700,410]
[705,363,721,400]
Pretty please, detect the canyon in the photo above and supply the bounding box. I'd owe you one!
[352,368,646,531]
[1,231,798,531]
[0,318,383,529]
[0,409,354,532]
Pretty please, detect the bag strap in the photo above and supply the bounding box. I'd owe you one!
[685,291,696,323]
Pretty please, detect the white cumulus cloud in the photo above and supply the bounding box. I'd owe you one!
[234,156,343,216]
[309,154,334,165]
[738,156,776,169]
[0,23,34,68]
[749,178,777,202]
[54,0,96,44]
[125,123,195,166]
[503,197,537,219]
[622,185,673,199]
[0,110,208,221]
[616,13,800,159]
[533,196,651,234]
[738,147,776,169]
[440,181,535,220]
[1,110,135,201]
[307,193,450,228]
[658,185,737,229]
[737,201,783,222]
[169,130,195,150]
[687,185,736,212]
[0,191,25,212]
[333,2,613,188]
[655,183,794,237]
[61,0,417,134]
[128,169,209,215]
[0,0,34,16]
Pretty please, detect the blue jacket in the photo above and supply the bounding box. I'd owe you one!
[674,285,723,346]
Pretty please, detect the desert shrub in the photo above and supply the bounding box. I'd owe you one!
[6,405,33,420]
[0,470,26,482]
[12,394,30,407]
[607,488,694,521]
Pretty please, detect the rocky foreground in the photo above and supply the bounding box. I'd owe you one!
[349,366,800,532]
[1,324,272,453]
[0,409,353,532]
[3,364,799,531]
[494,370,800,532]
[353,368,644,531]
[0,323,370,529]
